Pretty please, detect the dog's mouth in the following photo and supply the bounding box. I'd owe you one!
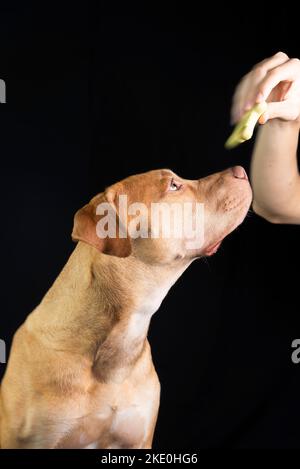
[203,240,223,256]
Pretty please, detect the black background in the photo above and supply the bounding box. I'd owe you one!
[1,1,300,450]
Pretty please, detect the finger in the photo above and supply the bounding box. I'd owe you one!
[231,53,290,124]
[232,86,260,123]
[259,99,300,123]
[231,90,243,123]
[256,58,300,103]
[231,78,252,123]
[231,92,244,123]
[240,53,290,114]
[253,51,289,74]
[245,53,290,109]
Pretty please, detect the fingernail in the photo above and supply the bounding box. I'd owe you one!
[259,112,268,124]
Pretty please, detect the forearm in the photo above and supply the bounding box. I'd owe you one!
[251,119,300,223]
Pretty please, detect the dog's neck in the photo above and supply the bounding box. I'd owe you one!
[90,245,185,381]
[29,242,190,381]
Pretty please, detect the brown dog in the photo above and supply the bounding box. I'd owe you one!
[0,167,251,449]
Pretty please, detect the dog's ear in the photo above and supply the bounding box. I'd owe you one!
[71,189,131,258]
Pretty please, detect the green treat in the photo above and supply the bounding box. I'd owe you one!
[225,101,267,149]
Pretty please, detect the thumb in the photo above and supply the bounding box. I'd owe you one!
[259,100,299,123]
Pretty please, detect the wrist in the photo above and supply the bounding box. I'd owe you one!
[263,117,300,131]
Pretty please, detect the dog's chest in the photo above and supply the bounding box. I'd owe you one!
[105,404,149,449]
[58,374,159,449]
[71,398,154,449]
[57,342,160,449]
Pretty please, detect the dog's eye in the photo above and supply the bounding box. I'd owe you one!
[169,179,182,192]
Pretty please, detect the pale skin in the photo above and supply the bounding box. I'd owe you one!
[231,51,300,224]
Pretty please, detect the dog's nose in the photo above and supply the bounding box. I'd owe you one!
[231,166,248,180]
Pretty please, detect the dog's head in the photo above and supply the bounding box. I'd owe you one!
[72,167,252,264]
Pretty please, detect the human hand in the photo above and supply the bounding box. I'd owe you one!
[231,52,300,125]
